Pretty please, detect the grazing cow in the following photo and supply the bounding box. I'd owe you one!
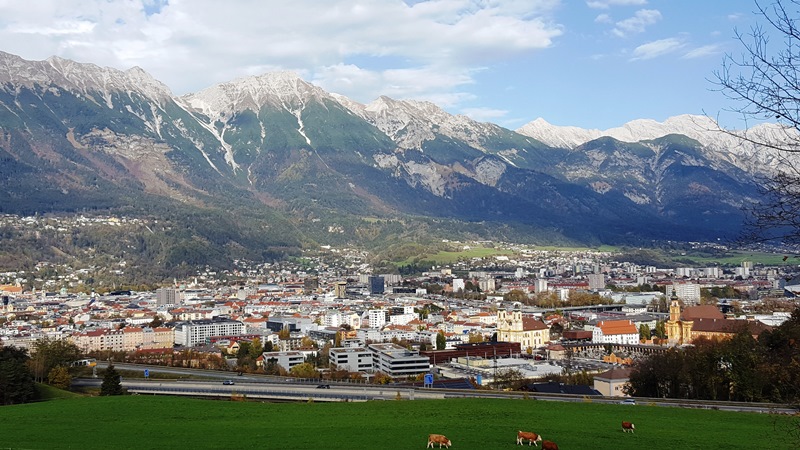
[622,421,635,433]
[541,440,559,450]
[516,431,543,446]
[427,434,452,448]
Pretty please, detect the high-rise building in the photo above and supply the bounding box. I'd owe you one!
[156,288,180,306]
[304,277,319,294]
[367,309,387,329]
[665,283,701,305]
[588,274,605,290]
[368,276,385,295]
[334,281,347,298]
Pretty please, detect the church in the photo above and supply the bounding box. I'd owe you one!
[666,293,770,345]
[496,303,550,353]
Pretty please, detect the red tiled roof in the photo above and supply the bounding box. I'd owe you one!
[597,320,637,335]
[682,305,724,321]
[522,317,548,331]
[692,318,771,335]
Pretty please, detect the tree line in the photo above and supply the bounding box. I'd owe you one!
[626,308,800,403]
[1,338,125,405]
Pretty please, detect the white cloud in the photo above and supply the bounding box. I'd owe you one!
[0,0,563,110]
[312,63,477,107]
[682,44,722,59]
[612,9,661,37]
[630,37,685,60]
[7,20,96,36]
[594,14,612,24]
[460,107,509,122]
[587,0,647,9]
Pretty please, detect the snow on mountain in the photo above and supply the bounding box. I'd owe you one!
[336,94,504,151]
[0,51,173,105]
[361,96,436,149]
[517,114,798,175]
[182,71,331,119]
[517,114,722,149]
[516,118,603,149]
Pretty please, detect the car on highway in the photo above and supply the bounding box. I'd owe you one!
[619,398,636,405]
[316,384,330,389]
[222,380,235,385]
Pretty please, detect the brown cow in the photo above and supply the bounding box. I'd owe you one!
[427,434,452,448]
[541,440,558,450]
[516,430,543,446]
[622,421,635,433]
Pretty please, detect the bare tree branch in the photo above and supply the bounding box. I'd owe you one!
[713,0,800,245]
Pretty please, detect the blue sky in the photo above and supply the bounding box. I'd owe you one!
[0,0,769,130]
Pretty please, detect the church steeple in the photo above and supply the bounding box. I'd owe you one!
[669,291,681,322]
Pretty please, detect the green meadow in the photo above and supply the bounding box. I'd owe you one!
[675,250,793,266]
[0,396,794,449]
[402,247,515,265]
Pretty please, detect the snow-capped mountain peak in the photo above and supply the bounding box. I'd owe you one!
[182,71,331,119]
[517,114,727,150]
[0,51,173,105]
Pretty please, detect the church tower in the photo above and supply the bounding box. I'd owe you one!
[666,292,692,345]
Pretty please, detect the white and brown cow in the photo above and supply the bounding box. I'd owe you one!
[516,430,543,446]
[427,434,452,448]
[622,421,635,433]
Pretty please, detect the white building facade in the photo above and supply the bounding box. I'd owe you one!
[173,319,245,347]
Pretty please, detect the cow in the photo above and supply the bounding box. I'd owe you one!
[541,440,559,450]
[516,430,543,446]
[427,434,452,448]
[622,421,635,433]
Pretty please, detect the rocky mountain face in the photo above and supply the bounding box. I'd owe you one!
[0,51,775,259]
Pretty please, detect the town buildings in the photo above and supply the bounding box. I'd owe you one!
[0,234,797,387]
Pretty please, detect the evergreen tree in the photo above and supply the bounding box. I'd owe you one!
[436,331,446,350]
[0,346,36,405]
[100,363,124,396]
[638,324,651,341]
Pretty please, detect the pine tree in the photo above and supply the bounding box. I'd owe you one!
[100,363,124,396]
[436,331,446,350]
[0,346,36,405]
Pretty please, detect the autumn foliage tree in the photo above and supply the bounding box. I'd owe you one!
[29,338,81,383]
[626,309,800,403]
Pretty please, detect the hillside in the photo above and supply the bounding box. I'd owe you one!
[0,51,779,273]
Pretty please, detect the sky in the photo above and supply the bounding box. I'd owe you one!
[0,0,774,130]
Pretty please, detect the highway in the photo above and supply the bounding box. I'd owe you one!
[84,362,797,413]
[74,378,442,402]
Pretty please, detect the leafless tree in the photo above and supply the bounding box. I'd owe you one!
[713,0,800,243]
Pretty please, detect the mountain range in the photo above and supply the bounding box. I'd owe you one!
[0,51,779,270]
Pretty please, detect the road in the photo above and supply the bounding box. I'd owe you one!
[85,362,797,413]
[74,378,443,402]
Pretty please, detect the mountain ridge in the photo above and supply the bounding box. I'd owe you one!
[0,50,776,265]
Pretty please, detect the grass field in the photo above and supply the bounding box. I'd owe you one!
[402,247,515,265]
[34,383,83,400]
[675,251,794,266]
[0,396,795,449]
